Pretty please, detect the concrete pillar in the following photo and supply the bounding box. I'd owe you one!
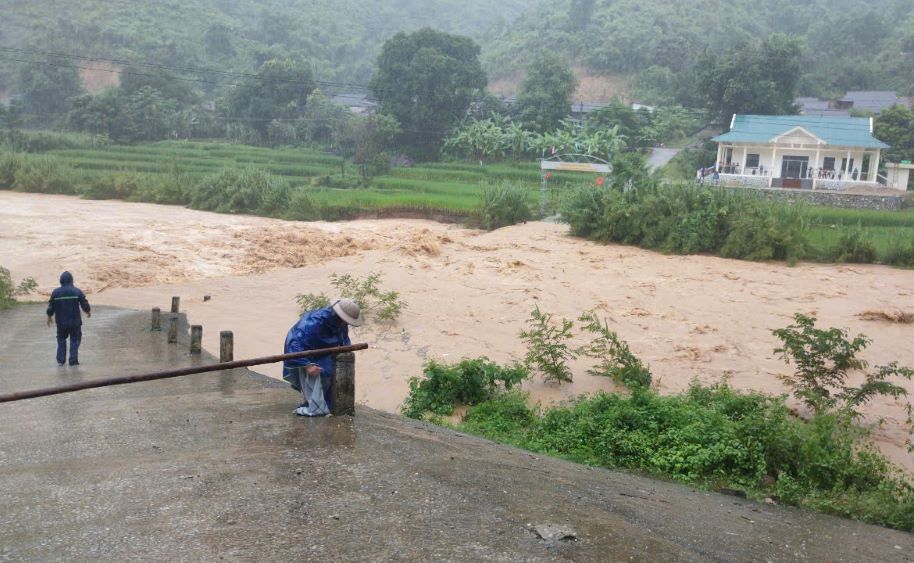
[190,325,202,354]
[151,308,161,331]
[167,316,178,344]
[220,331,234,363]
[872,150,881,183]
[171,296,180,314]
[332,352,355,416]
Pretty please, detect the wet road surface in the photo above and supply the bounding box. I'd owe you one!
[1,305,911,561]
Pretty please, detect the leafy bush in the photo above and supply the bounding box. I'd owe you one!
[829,227,878,264]
[773,314,913,417]
[0,154,78,194]
[519,306,576,383]
[190,168,291,216]
[719,206,808,264]
[80,173,142,200]
[0,266,37,309]
[479,181,533,229]
[561,183,810,264]
[295,272,406,322]
[457,382,914,531]
[401,357,529,419]
[295,292,331,314]
[285,190,323,221]
[883,234,914,268]
[577,311,652,390]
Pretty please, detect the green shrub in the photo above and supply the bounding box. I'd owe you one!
[80,173,142,200]
[829,227,878,263]
[10,155,78,195]
[561,182,810,264]
[720,206,808,264]
[401,357,529,419]
[882,235,914,267]
[773,313,913,417]
[295,272,406,322]
[190,168,290,216]
[456,382,914,531]
[479,181,533,229]
[0,266,37,309]
[519,305,576,383]
[285,190,323,221]
[129,172,192,205]
[577,311,652,391]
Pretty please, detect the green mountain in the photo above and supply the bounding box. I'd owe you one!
[0,0,528,92]
[481,0,914,101]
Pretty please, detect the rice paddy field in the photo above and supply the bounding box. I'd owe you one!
[38,140,585,218]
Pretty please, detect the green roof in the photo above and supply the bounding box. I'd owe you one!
[713,115,889,149]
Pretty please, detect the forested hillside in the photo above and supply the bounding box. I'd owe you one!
[482,0,914,102]
[0,0,528,91]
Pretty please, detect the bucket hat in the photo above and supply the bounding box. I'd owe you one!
[332,298,363,327]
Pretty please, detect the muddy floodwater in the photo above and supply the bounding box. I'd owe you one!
[3,191,914,470]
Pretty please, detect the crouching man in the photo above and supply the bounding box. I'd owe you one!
[282,298,362,417]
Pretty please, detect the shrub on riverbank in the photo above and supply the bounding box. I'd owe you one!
[560,183,914,267]
[403,313,914,532]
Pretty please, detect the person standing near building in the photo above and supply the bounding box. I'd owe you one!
[46,271,91,367]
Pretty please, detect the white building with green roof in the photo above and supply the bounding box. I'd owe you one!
[711,115,898,191]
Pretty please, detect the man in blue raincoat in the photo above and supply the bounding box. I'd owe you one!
[46,271,91,366]
[283,298,362,416]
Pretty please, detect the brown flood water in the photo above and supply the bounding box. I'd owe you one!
[3,191,913,470]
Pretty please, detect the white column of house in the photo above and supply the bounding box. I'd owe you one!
[769,146,777,187]
[813,145,821,190]
[716,144,723,171]
[872,150,881,183]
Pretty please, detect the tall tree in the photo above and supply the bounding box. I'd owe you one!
[370,28,487,157]
[514,53,577,133]
[228,58,316,137]
[874,104,914,163]
[18,57,83,126]
[697,34,801,124]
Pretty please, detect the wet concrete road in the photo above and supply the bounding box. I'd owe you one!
[1,305,912,561]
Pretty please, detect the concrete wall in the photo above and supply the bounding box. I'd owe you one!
[722,186,907,211]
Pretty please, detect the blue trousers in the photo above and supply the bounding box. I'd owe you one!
[56,326,82,366]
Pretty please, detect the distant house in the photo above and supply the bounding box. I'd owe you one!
[838,91,911,114]
[795,97,850,118]
[712,115,898,190]
[794,91,911,118]
[330,93,377,115]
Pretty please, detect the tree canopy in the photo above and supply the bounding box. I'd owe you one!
[370,28,487,156]
[227,59,316,136]
[514,53,577,133]
[697,34,802,123]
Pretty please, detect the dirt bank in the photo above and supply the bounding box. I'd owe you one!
[3,191,914,470]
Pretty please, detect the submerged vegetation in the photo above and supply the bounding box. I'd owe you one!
[403,311,914,532]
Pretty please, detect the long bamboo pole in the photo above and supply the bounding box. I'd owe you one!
[0,343,369,404]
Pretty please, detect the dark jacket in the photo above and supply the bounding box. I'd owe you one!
[46,272,91,329]
[282,306,350,391]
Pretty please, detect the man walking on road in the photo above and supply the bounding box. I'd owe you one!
[46,271,91,367]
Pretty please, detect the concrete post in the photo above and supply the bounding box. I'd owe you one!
[167,316,178,344]
[151,308,161,331]
[220,331,234,362]
[331,352,355,416]
[190,325,202,354]
[171,296,180,314]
